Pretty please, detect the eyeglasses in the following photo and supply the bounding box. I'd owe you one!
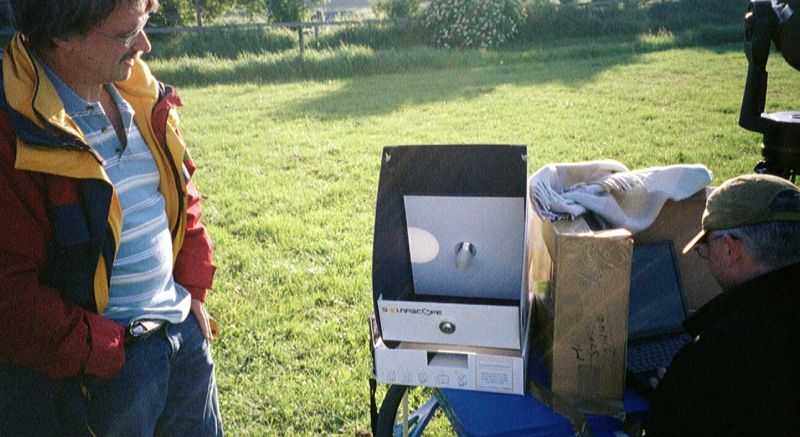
[94,14,150,48]
[693,233,727,259]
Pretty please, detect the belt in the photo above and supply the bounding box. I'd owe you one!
[124,319,164,346]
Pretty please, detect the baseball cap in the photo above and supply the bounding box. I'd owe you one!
[682,174,800,254]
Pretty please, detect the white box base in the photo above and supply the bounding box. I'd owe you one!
[371,300,531,395]
[378,297,522,350]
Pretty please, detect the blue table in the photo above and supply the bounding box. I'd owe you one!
[436,387,649,437]
[432,347,650,437]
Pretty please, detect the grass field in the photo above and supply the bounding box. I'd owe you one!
[145,31,799,435]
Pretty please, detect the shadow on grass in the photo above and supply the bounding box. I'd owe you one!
[289,33,744,121]
[152,26,740,85]
[152,26,743,119]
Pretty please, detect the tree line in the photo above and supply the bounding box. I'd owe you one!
[155,0,322,28]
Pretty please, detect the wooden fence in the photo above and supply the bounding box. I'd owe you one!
[145,18,401,55]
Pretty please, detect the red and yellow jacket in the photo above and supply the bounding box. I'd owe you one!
[0,34,216,380]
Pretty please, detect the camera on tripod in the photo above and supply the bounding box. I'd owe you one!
[740,0,800,181]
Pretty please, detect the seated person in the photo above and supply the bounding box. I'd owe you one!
[645,174,800,436]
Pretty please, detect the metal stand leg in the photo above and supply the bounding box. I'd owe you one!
[376,385,440,437]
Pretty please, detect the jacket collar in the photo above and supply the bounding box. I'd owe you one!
[2,34,86,150]
[683,261,800,336]
[2,33,160,178]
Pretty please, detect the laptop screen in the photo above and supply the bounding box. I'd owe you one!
[627,241,688,339]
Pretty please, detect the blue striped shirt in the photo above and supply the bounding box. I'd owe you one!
[40,60,190,326]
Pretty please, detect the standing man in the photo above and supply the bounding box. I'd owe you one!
[646,174,800,436]
[0,0,223,435]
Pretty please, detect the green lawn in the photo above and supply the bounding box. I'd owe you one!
[147,34,798,435]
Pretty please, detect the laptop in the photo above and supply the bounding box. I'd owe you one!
[626,240,692,392]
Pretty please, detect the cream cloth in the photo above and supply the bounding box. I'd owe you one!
[530,160,712,233]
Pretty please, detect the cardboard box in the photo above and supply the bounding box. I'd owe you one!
[371,308,531,395]
[528,212,633,410]
[527,189,720,412]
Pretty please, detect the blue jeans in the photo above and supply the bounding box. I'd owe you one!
[86,316,223,436]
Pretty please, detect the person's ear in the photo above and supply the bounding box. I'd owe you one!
[50,35,78,53]
[720,234,744,267]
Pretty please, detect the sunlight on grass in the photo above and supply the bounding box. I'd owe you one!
[638,27,676,48]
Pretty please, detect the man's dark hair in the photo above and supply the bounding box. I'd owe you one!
[10,0,159,51]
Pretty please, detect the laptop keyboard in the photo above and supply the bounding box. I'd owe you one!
[627,334,692,374]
